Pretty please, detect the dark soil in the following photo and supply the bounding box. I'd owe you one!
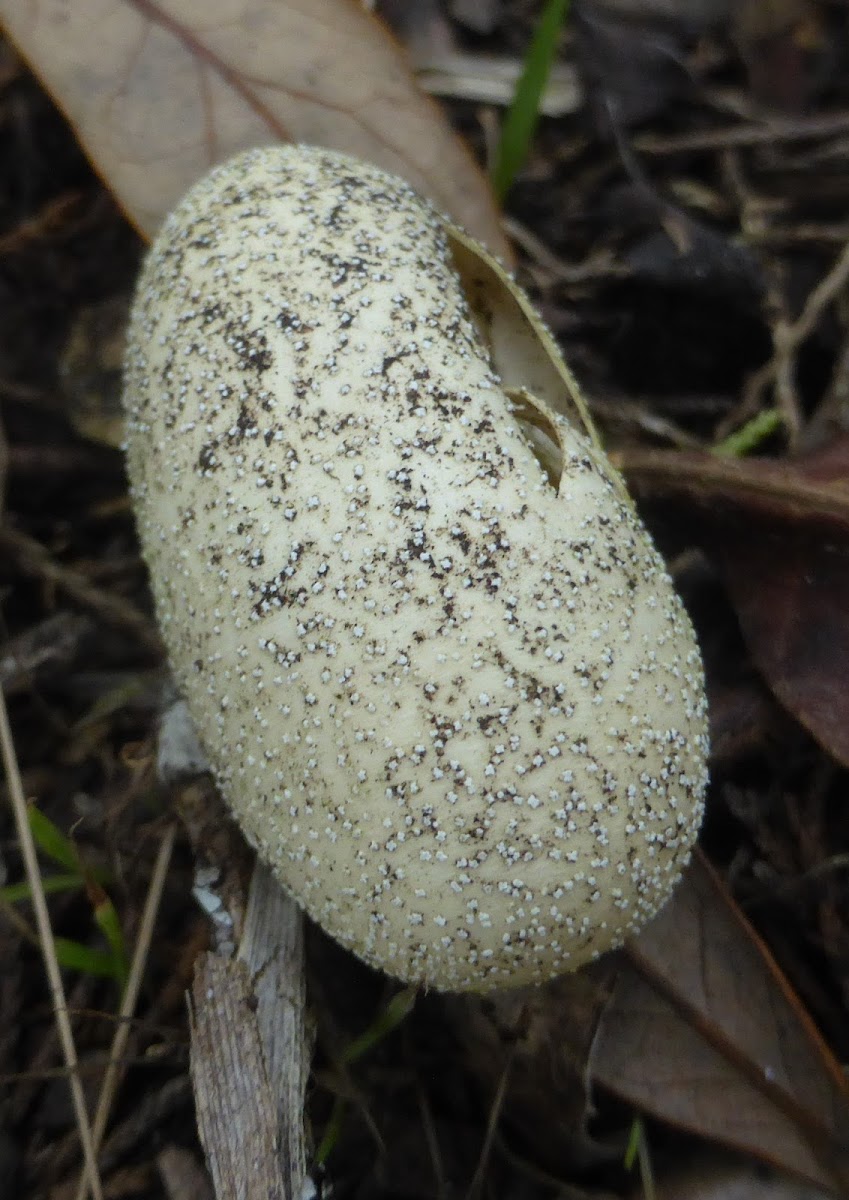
[2,3,849,1198]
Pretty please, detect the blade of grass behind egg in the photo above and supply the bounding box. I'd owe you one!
[315,987,417,1166]
[491,0,571,201]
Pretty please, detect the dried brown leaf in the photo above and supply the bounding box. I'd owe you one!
[592,853,849,1195]
[618,442,849,768]
[647,1150,835,1200]
[0,0,509,257]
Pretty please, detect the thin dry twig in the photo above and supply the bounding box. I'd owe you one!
[816,295,849,430]
[415,1075,447,1200]
[590,393,703,450]
[721,147,776,243]
[748,224,849,247]
[786,238,849,350]
[96,1075,193,1175]
[715,151,796,440]
[0,686,104,1200]
[467,1053,514,1200]
[502,215,627,287]
[0,525,162,654]
[720,145,849,444]
[637,110,849,155]
[0,191,86,256]
[75,823,178,1200]
[742,240,849,442]
[0,612,93,692]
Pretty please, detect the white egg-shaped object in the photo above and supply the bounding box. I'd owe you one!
[123,145,708,992]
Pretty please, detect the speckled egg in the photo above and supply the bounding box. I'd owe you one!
[123,144,709,992]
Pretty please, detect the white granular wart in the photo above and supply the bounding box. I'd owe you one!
[123,144,709,992]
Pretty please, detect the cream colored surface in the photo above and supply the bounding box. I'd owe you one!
[124,145,708,991]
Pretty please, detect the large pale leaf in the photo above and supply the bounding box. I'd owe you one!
[0,0,509,256]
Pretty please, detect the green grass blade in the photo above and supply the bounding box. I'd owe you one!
[0,872,84,904]
[90,885,130,990]
[339,986,416,1066]
[492,0,570,202]
[27,804,81,872]
[624,1115,642,1170]
[712,408,783,457]
[315,987,417,1166]
[314,1096,345,1167]
[53,937,126,980]
[26,804,111,882]
[624,1116,657,1200]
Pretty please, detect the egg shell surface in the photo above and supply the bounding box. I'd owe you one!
[123,145,709,991]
